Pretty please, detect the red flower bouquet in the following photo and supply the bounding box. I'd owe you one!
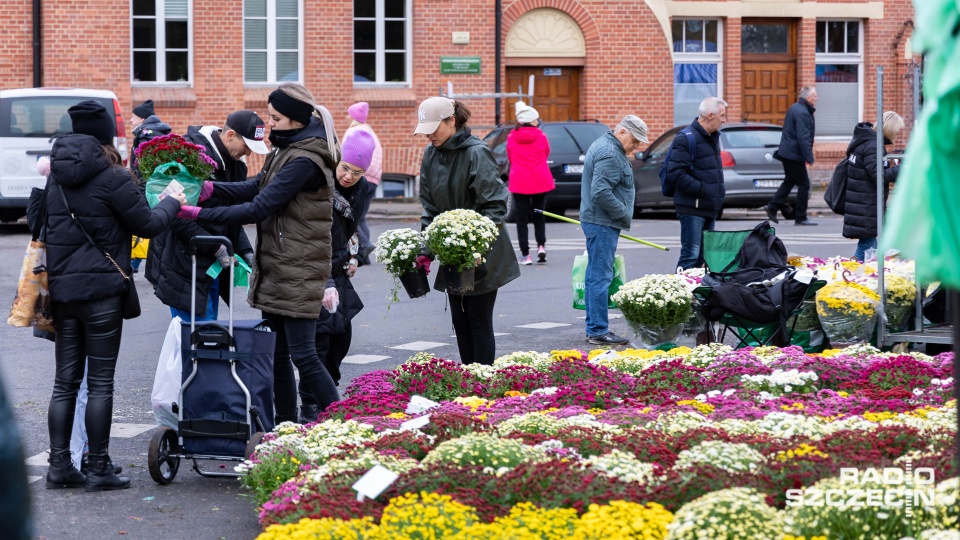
[135,134,217,207]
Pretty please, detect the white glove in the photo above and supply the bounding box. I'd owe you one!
[215,245,233,268]
[322,287,339,313]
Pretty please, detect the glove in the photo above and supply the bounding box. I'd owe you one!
[345,258,358,278]
[215,245,233,268]
[322,287,339,313]
[177,205,201,220]
[241,252,255,269]
[199,180,215,202]
[415,255,432,275]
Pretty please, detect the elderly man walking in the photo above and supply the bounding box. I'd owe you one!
[664,96,728,270]
[765,86,818,226]
[580,115,648,345]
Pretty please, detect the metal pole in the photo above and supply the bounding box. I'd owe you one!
[913,62,921,127]
[494,0,502,126]
[876,65,886,346]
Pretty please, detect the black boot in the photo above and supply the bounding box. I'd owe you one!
[298,404,319,424]
[84,454,131,492]
[80,453,122,475]
[46,450,86,489]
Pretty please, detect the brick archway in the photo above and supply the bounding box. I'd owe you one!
[502,1,601,52]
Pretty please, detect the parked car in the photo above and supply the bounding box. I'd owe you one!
[483,121,610,218]
[632,123,797,219]
[0,88,128,223]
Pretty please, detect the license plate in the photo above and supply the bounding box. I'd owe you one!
[564,164,584,174]
[754,179,782,188]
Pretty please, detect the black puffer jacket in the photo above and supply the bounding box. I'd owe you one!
[45,134,180,303]
[316,178,368,334]
[777,99,816,164]
[145,127,254,317]
[842,122,899,239]
[665,119,725,218]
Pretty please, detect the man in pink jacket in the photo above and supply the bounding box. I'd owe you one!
[345,102,383,264]
[507,103,554,265]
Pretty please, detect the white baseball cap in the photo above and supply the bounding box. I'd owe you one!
[414,97,455,135]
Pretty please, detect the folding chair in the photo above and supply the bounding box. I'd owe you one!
[692,227,826,348]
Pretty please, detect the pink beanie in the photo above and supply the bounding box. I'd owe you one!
[347,102,369,123]
[340,130,376,171]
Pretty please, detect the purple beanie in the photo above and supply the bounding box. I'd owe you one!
[340,130,376,171]
[347,102,369,123]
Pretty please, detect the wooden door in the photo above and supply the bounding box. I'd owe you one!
[506,67,581,122]
[740,19,797,125]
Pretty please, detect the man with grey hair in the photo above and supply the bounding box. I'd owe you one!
[765,86,818,225]
[579,115,648,345]
[664,96,728,270]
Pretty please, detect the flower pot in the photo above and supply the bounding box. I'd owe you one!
[399,267,430,299]
[441,265,475,295]
[627,321,684,351]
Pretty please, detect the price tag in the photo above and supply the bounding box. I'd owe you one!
[352,464,399,502]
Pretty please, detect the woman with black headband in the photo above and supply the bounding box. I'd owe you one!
[175,82,341,421]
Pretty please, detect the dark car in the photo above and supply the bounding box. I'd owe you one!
[632,122,797,218]
[483,121,610,217]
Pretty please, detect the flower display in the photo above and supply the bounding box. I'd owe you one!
[424,209,499,270]
[815,280,881,346]
[741,369,819,396]
[611,274,693,349]
[666,487,783,540]
[135,133,217,182]
[374,228,427,302]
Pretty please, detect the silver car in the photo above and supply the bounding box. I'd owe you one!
[632,123,797,219]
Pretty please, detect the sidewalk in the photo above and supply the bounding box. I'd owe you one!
[367,186,832,221]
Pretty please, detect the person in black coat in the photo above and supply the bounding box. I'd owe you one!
[766,87,818,225]
[665,96,728,269]
[145,111,269,320]
[842,111,904,261]
[297,130,375,423]
[43,101,184,491]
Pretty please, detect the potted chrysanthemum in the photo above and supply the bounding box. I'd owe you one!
[815,279,880,347]
[375,228,428,302]
[136,133,217,207]
[424,209,499,294]
[611,274,693,350]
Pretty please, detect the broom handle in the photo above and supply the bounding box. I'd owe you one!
[533,209,669,251]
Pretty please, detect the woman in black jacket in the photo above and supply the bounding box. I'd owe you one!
[842,111,904,261]
[44,101,184,491]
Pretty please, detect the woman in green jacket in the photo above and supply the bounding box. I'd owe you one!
[414,97,521,365]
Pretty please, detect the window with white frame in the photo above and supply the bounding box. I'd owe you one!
[815,20,862,136]
[244,0,302,84]
[672,19,722,126]
[354,0,410,84]
[132,0,191,82]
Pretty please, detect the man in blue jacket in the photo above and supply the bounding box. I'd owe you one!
[765,86,818,226]
[580,115,647,345]
[665,96,728,270]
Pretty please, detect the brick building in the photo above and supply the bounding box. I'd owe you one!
[2,0,918,191]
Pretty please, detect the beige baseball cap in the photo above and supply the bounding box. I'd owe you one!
[618,115,649,144]
[414,97,455,135]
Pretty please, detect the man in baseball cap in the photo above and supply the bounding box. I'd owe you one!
[225,110,270,155]
[414,96,455,135]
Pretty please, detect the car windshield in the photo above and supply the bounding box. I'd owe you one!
[541,123,607,154]
[720,127,782,148]
[0,96,113,138]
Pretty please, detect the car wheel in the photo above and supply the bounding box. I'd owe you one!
[632,206,643,219]
[781,203,796,220]
[0,210,23,223]
[715,207,724,221]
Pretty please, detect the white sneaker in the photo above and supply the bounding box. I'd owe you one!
[519,255,533,265]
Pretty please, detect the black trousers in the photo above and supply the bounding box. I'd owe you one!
[300,320,352,405]
[769,158,810,221]
[266,313,340,423]
[449,289,498,365]
[513,193,547,256]
[48,296,124,458]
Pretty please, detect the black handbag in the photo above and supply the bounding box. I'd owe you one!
[57,186,141,319]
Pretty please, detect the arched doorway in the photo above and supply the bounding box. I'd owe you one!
[505,8,586,122]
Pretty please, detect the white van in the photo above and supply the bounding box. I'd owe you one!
[0,88,128,222]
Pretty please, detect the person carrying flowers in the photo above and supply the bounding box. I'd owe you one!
[174,82,341,422]
[413,97,520,365]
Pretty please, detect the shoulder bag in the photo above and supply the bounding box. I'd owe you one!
[57,186,141,319]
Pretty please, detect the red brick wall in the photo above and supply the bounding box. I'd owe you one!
[0,1,34,88]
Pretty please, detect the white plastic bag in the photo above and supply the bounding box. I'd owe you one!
[151,317,182,430]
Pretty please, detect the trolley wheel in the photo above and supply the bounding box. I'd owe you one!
[148,427,181,484]
[245,432,266,460]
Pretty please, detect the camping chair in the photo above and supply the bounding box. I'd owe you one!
[692,227,826,349]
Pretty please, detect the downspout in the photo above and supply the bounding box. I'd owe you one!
[32,0,42,87]
[495,0,502,126]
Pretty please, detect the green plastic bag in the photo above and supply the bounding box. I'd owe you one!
[206,254,253,287]
[572,253,626,310]
[145,161,203,208]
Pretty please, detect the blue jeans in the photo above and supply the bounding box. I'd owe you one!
[170,278,219,321]
[582,222,620,337]
[854,237,877,262]
[677,213,716,270]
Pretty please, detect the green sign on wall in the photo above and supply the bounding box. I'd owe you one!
[440,56,481,75]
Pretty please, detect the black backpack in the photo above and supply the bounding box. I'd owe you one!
[736,221,788,269]
[659,128,696,197]
[823,156,850,214]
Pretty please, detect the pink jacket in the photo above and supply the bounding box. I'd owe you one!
[506,126,554,195]
[345,123,383,185]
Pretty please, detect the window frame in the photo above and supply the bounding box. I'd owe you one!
[131,0,194,86]
[814,19,864,139]
[353,0,412,87]
[242,0,304,86]
[671,18,724,127]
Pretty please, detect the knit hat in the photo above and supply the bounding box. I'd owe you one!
[516,106,539,125]
[514,101,529,116]
[348,102,369,124]
[340,130,376,171]
[68,100,115,145]
[133,99,155,119]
